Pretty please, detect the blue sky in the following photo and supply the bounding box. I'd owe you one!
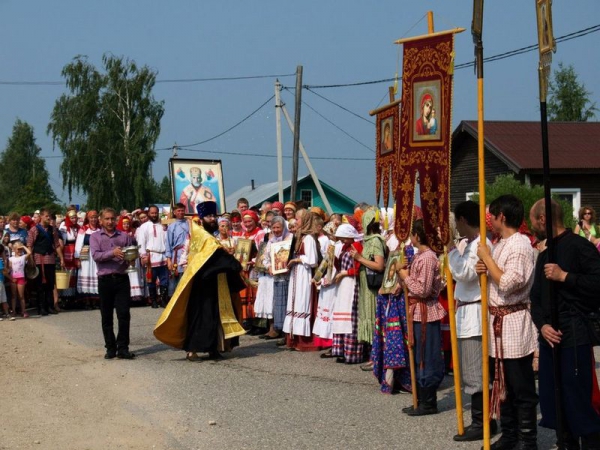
[0,0,598,209]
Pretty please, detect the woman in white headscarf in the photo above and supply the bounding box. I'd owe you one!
[255,215,291,339]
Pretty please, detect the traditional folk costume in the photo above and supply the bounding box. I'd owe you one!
[116,217,144,302]
[283,209,321,351]
[166,217,190,297]
[358,208,386,344]
[371,243,414,394]
[237,211,265,325]
[58,214,79,301]
[331,224,364,363]
[313,224,340,343]
[137,218,169,308]
[487,232,538,448]
[154,213,246,355]
[403,247,445,415]
[255,217,291,321]
[75,218,100,299]
[448,234,495,441]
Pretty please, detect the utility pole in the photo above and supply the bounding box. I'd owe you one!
[172,142,178,159]
[290,65,303,202]
[275,80,284,202]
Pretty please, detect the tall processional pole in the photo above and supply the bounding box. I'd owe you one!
[535,1,564,447]
[471,2,491,449]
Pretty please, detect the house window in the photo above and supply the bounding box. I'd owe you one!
[301,189,313,207]
[551,188,581,218]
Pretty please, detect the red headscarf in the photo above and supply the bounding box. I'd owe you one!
[242,210,259,224]
[116,216,132,234]
[21,216,33,230]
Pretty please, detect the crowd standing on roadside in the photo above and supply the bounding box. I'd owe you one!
[2,198,600,449]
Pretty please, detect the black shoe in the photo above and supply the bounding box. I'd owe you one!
[104,350,117,360]
[151,301,158,309]
[484,435,519,450]
[207,351,223,361]
[407,387,438,416]
[117,351,136,360]
[335,357,346,364]
[41,309,49,316]
[48,308,58,315]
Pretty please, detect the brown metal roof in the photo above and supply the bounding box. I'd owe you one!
[457,120,600,171]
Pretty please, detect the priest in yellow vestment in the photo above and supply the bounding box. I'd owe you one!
[154,201,246,360]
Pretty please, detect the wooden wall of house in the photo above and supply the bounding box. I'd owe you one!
[451,135,518,208]
[528,173,600,215]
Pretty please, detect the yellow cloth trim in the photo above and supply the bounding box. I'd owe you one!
[154,220,245,348]
[217,273,246,339]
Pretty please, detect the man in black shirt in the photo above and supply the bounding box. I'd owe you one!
[530,199,600,450]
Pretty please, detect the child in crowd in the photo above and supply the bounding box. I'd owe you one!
[0,244,14,320]
[9,242,31,318]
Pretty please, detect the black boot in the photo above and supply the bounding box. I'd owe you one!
[455,392,485,441]
[582,432,600,450]
[561,429,581,450]
[515,406,537,449]
[160,290,168,308]
[402,386,420,413]
[484,401,518,450]
[151,292,158,309]
[407,386,438,416]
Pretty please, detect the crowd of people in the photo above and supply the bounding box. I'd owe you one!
[2,197,600,449]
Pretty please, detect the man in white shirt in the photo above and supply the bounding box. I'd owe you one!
[137,205,168,308]
[448,201,496,442]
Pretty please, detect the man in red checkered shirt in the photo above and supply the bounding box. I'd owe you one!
[476,195,538,450]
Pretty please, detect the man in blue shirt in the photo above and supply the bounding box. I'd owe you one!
[166,203,189,299]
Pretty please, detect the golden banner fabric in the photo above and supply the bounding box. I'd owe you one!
[395,33,454,253]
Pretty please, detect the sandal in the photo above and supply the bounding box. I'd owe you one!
[320,351,335,359]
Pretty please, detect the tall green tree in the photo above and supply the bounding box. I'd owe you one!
[0,119,60,214]
[548,62,597,121]
[150,175,173,204]
[48,54,165,210]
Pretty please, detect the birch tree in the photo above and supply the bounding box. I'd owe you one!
[48,55,164,210]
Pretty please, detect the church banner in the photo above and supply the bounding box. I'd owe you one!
[395,32,454,253]
[372,100,401,208]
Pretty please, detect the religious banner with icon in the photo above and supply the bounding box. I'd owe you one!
[395,32,455,253]
[169,158,226,216]
[370,99,401,208]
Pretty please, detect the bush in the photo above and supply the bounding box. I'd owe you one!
[470,174,575,229]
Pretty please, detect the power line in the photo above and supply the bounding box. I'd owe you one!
[281,88,374,153]
[0,73,296,86]
[305,88,375,125]
[296,24,600,89]
[155,94,275,150]
[164,147,374,161]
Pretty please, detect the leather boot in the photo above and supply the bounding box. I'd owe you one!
[515,406,537,449]
[402,386,420,413]
[582,432,600,450]
[151,292,158,309]
[484,400,518,450]
[561,429,581,450]
[160,290,168,308]
[407,386,438,416]
[455,392,485,441]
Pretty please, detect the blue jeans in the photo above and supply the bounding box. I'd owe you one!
[149,265,169,297]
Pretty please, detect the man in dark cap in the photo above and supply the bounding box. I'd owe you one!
[196,200,218,235]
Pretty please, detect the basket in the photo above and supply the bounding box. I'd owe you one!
[56,270,71,290]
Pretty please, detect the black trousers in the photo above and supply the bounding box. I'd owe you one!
[98,274,131,352]
[35,263,56,312]
[539,343,600,438]
[490,353,538,433]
